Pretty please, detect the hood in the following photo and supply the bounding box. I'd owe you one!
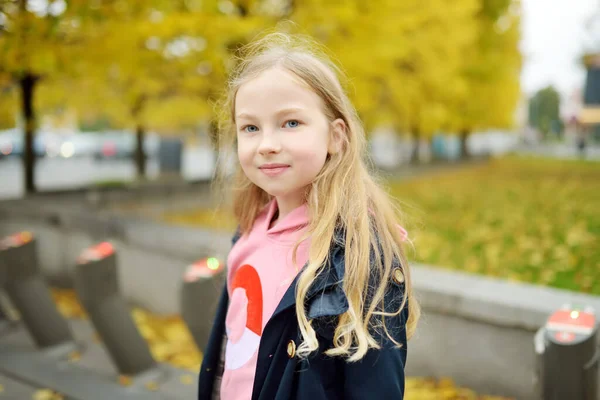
[260,198,310,243]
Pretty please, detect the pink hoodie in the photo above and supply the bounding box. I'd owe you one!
[220,198,310,400]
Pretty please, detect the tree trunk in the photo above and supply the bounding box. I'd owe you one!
[410,128,420,164]
[460,129,471,159]
[20,73,38,195]
[134,124,146,179]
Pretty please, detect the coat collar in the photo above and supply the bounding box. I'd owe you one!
[269,228,349,321]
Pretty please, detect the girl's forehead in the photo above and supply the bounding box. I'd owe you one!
[235,67,323,115]
[240,67,310,92]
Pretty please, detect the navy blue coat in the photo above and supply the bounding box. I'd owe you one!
[198,230,409,400]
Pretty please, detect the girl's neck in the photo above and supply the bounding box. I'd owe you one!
[271,195,305,229]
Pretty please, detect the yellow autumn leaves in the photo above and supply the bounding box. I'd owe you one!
[405,377,513,400]
[31,389,64,400]
[390,156,599,294]
[51,289,202,372]
[0,385,64,400]
[0,0,521,139]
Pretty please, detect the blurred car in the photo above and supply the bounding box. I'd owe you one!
[93,131,159,161]
[0,128,48,160]
[0,129,161,161]
[54,133,99,158]
[94,131,135,160]
[0,129,20,159]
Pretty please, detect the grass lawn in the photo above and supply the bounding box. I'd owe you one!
[164,156,599,295]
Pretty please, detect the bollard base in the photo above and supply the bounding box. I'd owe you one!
[124,364,200,398]
[0,318,17,339]
[0,317,197,399]
[0,342,167,400]
[0,371,41,399]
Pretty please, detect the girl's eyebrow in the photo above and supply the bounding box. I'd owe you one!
[236,107,306,120]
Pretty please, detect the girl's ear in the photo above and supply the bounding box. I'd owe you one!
[328,118,346,154]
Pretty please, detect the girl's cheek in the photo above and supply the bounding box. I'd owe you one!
[237,140,252,159]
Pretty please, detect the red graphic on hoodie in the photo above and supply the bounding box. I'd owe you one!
[225,264,263,370]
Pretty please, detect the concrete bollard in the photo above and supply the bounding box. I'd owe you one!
[180,257,225,352]
[73,242,157,376]
[534,303,599,399]
[0,232,73,348]
[0,296,8,332]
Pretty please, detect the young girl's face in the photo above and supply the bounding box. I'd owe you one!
[235,67,339,208]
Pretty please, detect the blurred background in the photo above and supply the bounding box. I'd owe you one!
[0,0,599,399]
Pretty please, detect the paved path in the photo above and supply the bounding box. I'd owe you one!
[0,371,40,399]
[0,318,196,400]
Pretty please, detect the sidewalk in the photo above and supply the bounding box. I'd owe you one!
[0,371,41,399]
[0,318,196,400]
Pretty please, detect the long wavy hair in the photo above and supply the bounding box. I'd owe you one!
[215,32,419,361]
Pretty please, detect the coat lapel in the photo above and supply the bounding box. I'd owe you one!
[269,236,349,321]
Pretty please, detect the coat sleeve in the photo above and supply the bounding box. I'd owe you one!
[342,271,410,400]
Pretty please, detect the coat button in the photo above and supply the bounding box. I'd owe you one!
[392,268,405,284]
[287,340,296,358]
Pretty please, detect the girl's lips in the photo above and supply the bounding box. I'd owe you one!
[260,165,290,176]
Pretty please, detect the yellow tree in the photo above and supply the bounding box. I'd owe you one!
[448,0,522,157]
[290,0,480,162]
[0,0,160,192]
[63,0,282,178]
[0,0,90,192]
[383,0,480,162]
[0,79,16,129]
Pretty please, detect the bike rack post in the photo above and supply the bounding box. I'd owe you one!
[180,257,225,352]
[0,232,73,348]
[73,242,157,376]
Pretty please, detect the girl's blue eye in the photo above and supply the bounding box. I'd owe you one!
[284,120,300,128]
[244,125,258,133]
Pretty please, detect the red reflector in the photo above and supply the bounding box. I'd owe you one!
[78,242,115,264]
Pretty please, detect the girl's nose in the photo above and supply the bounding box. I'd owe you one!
[257,129,282,155]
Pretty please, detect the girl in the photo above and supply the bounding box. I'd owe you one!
[198,32,420,400]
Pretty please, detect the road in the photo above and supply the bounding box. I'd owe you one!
[0,147,216,200]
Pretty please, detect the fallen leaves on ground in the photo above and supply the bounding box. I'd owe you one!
[32,389,64,400]
[51,288,202,372]
[405,377,513,400]
[388,156,599,294]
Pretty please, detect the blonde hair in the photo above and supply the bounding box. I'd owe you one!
[216,32,419,361]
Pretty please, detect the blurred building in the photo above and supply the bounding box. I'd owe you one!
[579,53,600,140]
[578,5,600,140]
